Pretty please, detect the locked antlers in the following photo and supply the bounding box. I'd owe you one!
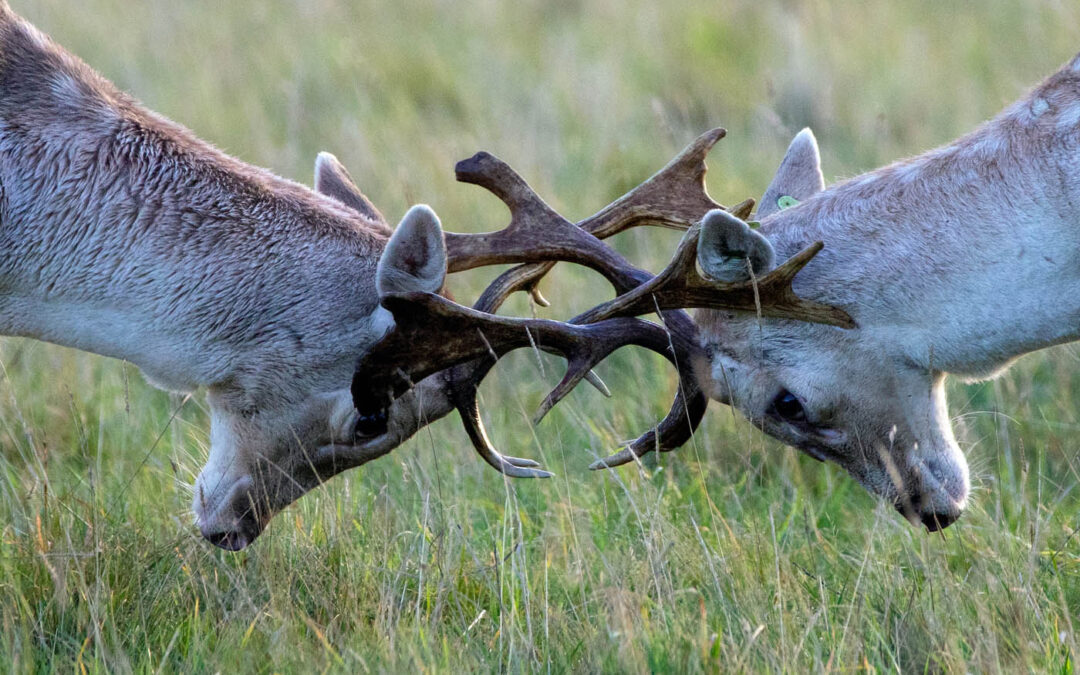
[351,128,852,477]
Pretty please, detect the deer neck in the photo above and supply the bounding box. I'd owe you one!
[766,59,1080,378]
[0,33,387,392]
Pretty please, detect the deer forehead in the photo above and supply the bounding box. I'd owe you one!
[699,308,918,401]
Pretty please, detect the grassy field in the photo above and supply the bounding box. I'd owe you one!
[0,0,1079,671]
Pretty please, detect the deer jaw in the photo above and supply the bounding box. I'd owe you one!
[695,55,1080,530]
[193,379,449,550]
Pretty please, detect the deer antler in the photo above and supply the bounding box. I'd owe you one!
[444,126,728,284]
[351,291,703,473]
[355,129,727,475]
[352,128,850,476]
[571,215,855,328]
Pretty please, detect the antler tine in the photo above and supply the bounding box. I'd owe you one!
[587,381,710,470]
[451,384,554,478]
[449,261,567,477]
[727,198,756,222]
[444,153,634,281]
[579,127,727,238]
[572,210,856,329]
[451,128,729,309]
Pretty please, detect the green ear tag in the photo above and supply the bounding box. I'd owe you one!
[777,195,799,210]
[746,221,761,230]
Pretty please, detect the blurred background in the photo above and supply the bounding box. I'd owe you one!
[1,0,1079,671]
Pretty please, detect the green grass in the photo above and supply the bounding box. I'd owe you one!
[1,0,1079,671]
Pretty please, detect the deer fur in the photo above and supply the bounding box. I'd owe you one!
[0,4,452,549]
[694,53,1080,530]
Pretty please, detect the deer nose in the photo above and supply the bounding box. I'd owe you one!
[200,508,263,551]
[904,454,968,532]
[919,509,960,532]
[201,528,252,551]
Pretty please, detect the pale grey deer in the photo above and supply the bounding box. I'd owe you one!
[360,52,1080,534]
[687,54,1080,530]
[0,4,465,549]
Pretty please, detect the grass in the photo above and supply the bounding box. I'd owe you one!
[0,0,1078,671]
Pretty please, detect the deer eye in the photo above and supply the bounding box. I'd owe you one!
[769,390,806,423]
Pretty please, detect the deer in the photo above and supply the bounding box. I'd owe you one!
[0,3,433,550]
[0,2,853,550]
[682,53,1080,532]
[355,54,1080,534]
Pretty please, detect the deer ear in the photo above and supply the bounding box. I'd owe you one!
[697,209,776,283]
[377,205,447,296]
[757,128,825,219]
[314,152,387,225]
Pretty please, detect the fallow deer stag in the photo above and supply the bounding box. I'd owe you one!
[681,53,1080,532]
[0,2,848,549]
[0,3,433,550]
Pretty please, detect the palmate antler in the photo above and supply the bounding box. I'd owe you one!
[351,128,853,475]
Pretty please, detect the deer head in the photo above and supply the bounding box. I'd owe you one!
[193,191,452,551]
[693,129,969,531]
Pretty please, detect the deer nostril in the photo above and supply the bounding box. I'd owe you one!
[200,501,264,551]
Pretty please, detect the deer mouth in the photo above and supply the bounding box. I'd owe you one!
[892,460,969,532]
[201,516,263,550]
[893,496,963,532]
